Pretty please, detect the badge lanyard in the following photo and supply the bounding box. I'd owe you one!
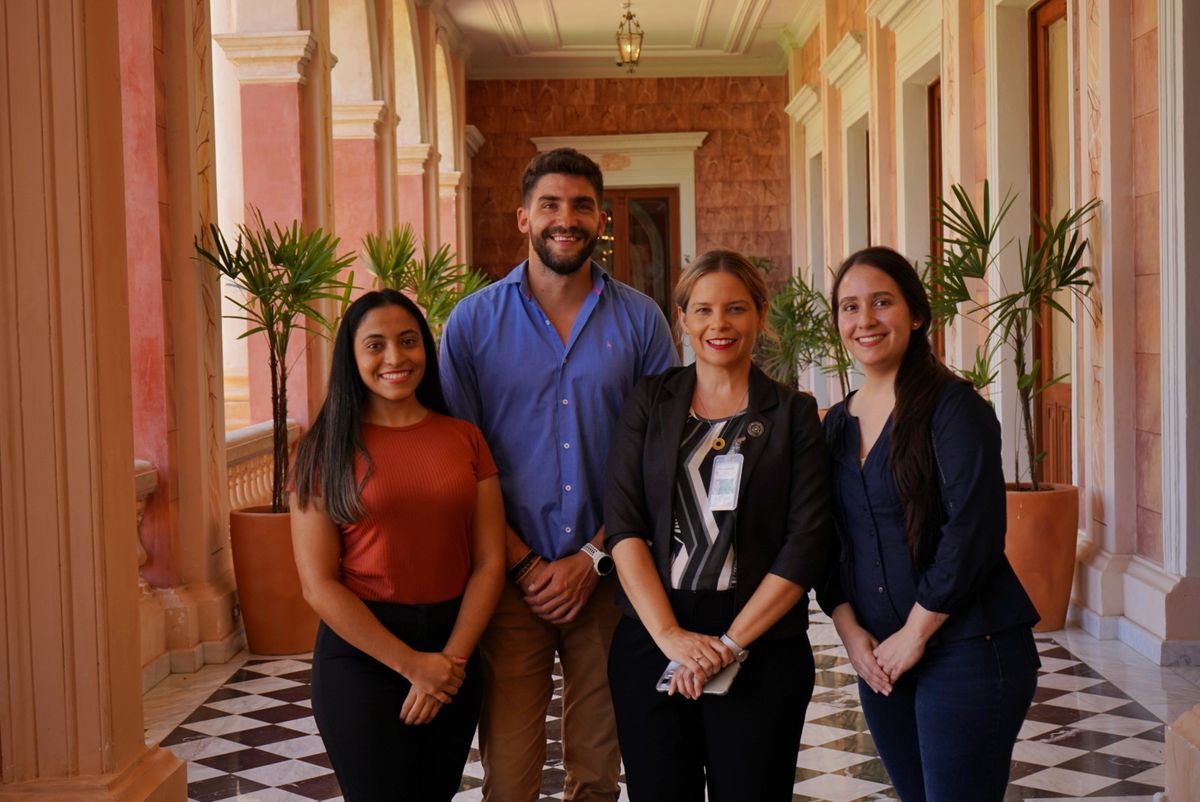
[707,435,746,511]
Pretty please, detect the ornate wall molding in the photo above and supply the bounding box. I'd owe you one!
[821,32,869,123]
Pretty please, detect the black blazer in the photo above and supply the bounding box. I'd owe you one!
[604,364,834,639]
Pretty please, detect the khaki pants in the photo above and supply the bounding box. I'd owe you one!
[478,579,621,802]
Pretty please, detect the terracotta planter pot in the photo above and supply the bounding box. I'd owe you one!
[230,506,319,655]
[1004,483,1078,632]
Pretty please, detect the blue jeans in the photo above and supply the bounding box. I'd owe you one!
[857,625,1039,802]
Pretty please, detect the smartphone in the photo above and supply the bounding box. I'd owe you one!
[655,660,742,696]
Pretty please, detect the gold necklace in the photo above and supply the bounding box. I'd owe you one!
[692,387,749,451]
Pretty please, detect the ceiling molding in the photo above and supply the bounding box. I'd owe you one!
[540,0,562,48]
[449,0,799,80]
[690,0,715,48]
[785,3,821,48]
[483,0,530,56]
[723,0,771,54]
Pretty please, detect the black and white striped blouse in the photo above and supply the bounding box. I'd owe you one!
[670,410,750,591]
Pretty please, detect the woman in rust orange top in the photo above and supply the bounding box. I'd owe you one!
[291,290,505,801]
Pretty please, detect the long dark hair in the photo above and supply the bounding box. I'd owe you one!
[831,246,963,567]
[292,290,448,524]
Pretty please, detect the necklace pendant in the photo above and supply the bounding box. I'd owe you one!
[711,436,726,451]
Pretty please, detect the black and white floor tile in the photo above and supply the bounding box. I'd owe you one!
[153,605,1177,802]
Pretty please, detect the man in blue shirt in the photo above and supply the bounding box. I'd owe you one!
[441,148,677,801]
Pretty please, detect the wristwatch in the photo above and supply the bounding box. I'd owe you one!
[720,633,750,663]
[581,543,614,576]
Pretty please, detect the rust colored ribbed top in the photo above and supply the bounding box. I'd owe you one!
[340,412,498,605]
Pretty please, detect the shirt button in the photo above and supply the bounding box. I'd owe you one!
[561,399,569,406]
[563,442,570,449]
[877,585,885,593]
[564,484,573,492]
[564,526,573,534]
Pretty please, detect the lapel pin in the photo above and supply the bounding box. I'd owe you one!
[748,421,765,437]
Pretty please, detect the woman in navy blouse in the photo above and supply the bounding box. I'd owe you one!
[819,246,1040,801]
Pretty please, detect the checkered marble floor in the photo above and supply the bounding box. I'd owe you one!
[156,605,1172,802]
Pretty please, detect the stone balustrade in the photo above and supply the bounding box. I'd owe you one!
[226,419,301,510]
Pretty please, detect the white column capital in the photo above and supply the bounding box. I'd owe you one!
[439,170,464,196]
[786,85,821,125]
[396,143,433,176]
[333,101,387,140]
[465,125,486,158]
[214,31,316,84]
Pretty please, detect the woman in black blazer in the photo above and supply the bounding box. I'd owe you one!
[604,249,833,802]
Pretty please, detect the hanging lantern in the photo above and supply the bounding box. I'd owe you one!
[615,1,643,73]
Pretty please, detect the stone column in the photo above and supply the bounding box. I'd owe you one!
[0,1,184,797]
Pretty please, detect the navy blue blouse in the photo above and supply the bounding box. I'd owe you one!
[818,380,1039,644]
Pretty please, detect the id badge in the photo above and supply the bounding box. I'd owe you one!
[707,453,744,510]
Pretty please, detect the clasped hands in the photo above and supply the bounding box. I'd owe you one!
[843,622,927,696]
[520,550,598,624]
[400,650,468,726]
[658,626,736,700]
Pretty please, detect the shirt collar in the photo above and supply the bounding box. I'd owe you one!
[504,259,611,301]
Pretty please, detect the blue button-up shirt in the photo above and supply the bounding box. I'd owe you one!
[440,261,678,560]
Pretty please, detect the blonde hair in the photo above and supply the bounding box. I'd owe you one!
[674,249,771,339]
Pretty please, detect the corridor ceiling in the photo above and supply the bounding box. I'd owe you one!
[442,0,818,78]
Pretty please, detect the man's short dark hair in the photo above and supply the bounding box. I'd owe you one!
[520,148,604,206]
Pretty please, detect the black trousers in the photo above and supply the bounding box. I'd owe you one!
[607,589,816,802]
[310,597,482,802]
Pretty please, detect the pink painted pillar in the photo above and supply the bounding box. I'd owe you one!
[119,0,177,588]
[438,171,462,254]
[333,102,386,280]
[395,144,432,239]
[218,33,322,427]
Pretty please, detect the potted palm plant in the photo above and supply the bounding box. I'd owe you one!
[929,181,1100,630]
[362,223,491,343]
[196,209,355,654]
[760,268,852,399]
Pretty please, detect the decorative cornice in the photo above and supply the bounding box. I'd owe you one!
[395,143,433,175]
[482,0,530,56]
[784,3,821,48]
[532,132,708,155]
[868,0,930,31]
[464,125,486,158]
[332,102,386,140]
[820,32,868,90]
[213,31,315,84]
[785,85,821,125]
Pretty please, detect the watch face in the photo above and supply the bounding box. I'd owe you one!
[596,554,614,576]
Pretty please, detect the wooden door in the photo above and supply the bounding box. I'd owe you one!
[1030,0,1072,483]
[595,187,681,324]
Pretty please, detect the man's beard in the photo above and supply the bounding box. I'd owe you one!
[531,226,600,276]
